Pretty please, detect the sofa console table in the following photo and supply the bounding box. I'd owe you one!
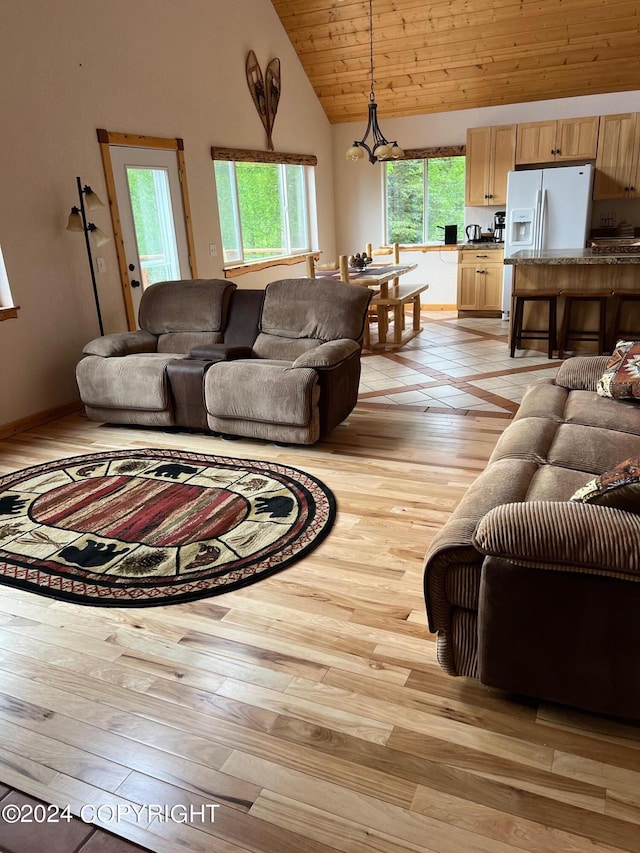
[505,249,640,353]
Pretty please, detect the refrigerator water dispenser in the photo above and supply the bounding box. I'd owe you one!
[509,209,535,246]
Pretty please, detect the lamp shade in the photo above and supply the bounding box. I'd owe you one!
[66,207,84,232]
[89,224,110,248]
[346,145,365,161]
[83,186,105,212]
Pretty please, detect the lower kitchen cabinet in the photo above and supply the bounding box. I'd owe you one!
[457,249,503,316]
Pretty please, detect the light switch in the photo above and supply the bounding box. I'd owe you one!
[96,257,106,273]
[209,244,217,257]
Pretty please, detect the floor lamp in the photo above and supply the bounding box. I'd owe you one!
[66,177,109,336]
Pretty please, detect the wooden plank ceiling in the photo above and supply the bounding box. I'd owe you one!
[271,0,640,123]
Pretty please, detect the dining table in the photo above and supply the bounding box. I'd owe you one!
[308,254,428,349]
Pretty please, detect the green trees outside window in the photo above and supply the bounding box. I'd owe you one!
[214,161,311,265]
[386,156,465,245]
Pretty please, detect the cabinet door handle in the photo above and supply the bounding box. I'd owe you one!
[556,149,561,155]
[631,186,636,192]
[476,254,488,258]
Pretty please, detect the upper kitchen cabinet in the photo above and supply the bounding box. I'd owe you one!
[465,125,516,206]
[516,117,599,165]
[594,113,640,199]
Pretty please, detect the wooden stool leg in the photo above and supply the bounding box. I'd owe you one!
[510,297,523,357]
[559,297,572,358]
[548,297,557,359]
[599,297,607,354]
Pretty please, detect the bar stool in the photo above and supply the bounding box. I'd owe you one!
[558,292,610,358]
[510,291,559,359]
[611,292,640,348]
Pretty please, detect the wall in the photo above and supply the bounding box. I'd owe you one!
[0,0,335,427]
[332,90,640,304]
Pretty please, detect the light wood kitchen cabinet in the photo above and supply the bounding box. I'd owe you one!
[593,113,640,199]
[515,117,599,165]
[457,249,504,316]
[465,125,516,206]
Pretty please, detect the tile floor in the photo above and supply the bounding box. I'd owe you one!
[0,787,146,853]
[358,311,566,418]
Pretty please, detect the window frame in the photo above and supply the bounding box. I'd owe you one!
[0,244,18,321]
[211,146,318,276]
[383,145,466,248]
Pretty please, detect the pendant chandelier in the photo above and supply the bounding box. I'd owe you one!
[346,0,404,164]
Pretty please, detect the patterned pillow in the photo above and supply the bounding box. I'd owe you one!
[570,456,640,513]
[597,341,640,399]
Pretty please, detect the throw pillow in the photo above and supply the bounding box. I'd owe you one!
[597,340,640,399]
[570,455,640,513]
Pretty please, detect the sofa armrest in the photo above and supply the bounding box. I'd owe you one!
[473,500,640,579]
[554,356,610,392]
[291,339,360,369]
[83,331,158,357]
[188,344,253,361]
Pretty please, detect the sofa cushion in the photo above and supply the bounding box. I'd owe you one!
[597,340,640,399]
[76,353,178,411]
[570,455,640,513]
[139,279,234,335]
[205,361,319,427]
[260,278,371,342]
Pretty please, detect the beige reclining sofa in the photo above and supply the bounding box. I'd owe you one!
[76,277,372,445]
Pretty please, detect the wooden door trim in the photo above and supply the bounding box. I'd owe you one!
[96,129,198,331]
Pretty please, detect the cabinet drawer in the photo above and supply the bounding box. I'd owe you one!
[459,250,504,264]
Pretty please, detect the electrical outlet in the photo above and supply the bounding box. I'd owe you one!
[209,243,217,257]
[96,257,106,273]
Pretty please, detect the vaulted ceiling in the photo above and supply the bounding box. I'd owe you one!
[271,0,640,124]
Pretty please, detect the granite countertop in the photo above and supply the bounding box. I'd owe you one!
[505,248,640,265]
[459,242,504,250]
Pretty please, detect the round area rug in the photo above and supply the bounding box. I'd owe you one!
[0,449,336,607]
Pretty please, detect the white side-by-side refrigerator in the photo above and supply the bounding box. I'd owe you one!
[502,164,594,318]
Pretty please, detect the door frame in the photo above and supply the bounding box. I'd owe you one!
[97,129,198,330]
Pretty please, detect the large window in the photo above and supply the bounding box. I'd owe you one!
[214,160,313,265]
[385,156,465,245]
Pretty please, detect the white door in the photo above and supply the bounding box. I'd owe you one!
[541,164,593,251]
[109,146,191,321]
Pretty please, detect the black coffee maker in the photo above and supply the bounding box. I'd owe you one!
[494,211,506,243]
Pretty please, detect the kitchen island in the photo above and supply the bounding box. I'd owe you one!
[505,248,640,354]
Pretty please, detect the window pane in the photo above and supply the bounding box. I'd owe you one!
[425,156,466,243]
[386,160,425,244]
[236,163,285,261]
[285,165,308,253]
[0,245,14,308]
[214,161,242,264]
[126,167,181,285]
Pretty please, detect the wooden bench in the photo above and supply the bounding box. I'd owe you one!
[370,281,429,347]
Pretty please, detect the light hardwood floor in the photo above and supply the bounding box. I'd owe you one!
[1,406,640,853]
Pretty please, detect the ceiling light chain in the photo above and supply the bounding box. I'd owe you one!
[346,0,404,164]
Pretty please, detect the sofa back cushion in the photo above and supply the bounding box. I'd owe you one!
[139,279,235,335]
[259,278,372,342]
